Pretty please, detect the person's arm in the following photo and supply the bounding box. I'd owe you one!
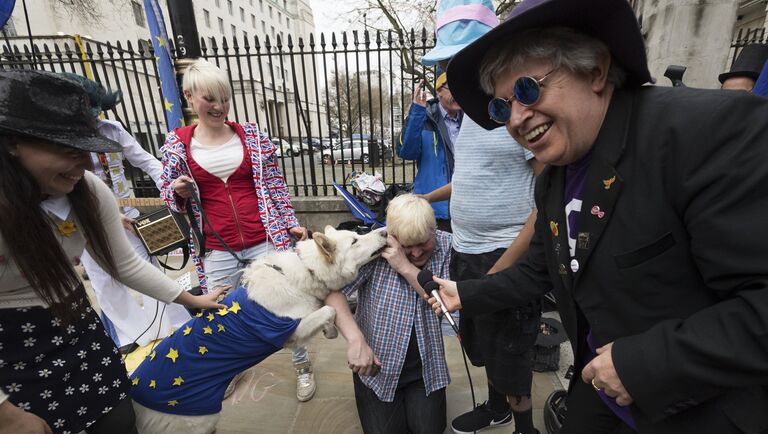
[254,129,300,230]
[606,93,768,421]
[422,182,452,203]
[487,209,538,274]
[0,400,52,434]
[113,123,163,187]
[325,291,380,376]
[84,173,225,310]
[398,100,429,161]
[158,132,190,212]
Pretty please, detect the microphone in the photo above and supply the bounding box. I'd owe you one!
[417,269,456,329]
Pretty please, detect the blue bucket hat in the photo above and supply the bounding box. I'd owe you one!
[421,0,498,66]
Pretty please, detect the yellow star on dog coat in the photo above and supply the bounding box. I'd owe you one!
[172,376,184,386]
[149,351,156,361]
[132,377,139,386]
[149,380,157,389]
[203,326,213,335]
[168,400,178,407]
[217,324,226,332]
[206,313,215,322]
[166,348,179,363]
[198,346,208,355]
[229,301,242,314]
[217,307,229,316]
[183,325,192,336]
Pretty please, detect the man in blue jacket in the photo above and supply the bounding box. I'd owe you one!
[398,71,461,233]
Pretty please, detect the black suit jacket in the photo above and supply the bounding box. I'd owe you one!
[458,86,768,433]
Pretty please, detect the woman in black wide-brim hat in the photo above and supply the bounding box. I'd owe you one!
[0,70,226,434]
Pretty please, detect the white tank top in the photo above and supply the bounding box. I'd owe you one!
[190,134,243,182]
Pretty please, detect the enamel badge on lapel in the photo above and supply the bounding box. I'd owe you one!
[577,232,590,250]
[558,264,567,275]
[590,205,605,219]
[603,176,616,190]
[550,221,559,237]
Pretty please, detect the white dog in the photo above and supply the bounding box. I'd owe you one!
[130,226,387,434]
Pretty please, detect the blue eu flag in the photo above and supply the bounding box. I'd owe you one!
[144,0,184,130]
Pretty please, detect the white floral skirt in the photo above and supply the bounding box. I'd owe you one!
[0,291,130,434]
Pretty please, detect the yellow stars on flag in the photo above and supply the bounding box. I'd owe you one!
[149,351,156,361]
[217,324,226,333]
[217,307,229,317]
[195,312,203,318]
[131,377,139,386]
[168,400,178,407]
[166,348,179,363]
[206,313,215,322]
[164,98,174,113]
[229,301,242,314]
[155,35,166,48]
[203,326,213,335]
[149,380,157,389]
[198,346,209,355]
[183,325,193,336]
[172,376,185,386]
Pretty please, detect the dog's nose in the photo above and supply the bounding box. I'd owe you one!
[378,228,387,237]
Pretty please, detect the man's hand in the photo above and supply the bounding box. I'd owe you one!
[412,80,428,107]
[173,175,194,199]
[581,342,634,406]
[381,235,416,276]
[0,401,53,434]
[347,336,381,377]
[427,275,462,314]
[289,226,309,241]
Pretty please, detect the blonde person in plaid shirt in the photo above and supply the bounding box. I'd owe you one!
[325,194,451,434]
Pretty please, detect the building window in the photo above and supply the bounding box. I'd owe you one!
[218,17,224,34]
[250,0,253,5]
[215,0,220,7]
[278,12,281,24]
[283,0,287,9]
[240,7,245,22]
[271,25,275,37]
[259,0,264,12]
[203,9,210,28]
[227,0,233,15]
[131,1,146,27]
[243,30,248,41]
[251,14,256,29]
[231,24,237,37]
[269,6,273,18]
[262,20,266,34]
[286,18,290,28]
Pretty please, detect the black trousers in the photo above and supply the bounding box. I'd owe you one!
[560,379,635,434]
[353,374,446,434]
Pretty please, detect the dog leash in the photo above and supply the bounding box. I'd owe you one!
[187,188,251,269]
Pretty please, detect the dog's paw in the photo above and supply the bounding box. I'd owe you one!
[323,324,339,339]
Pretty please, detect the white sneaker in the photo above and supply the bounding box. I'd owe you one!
[296,365,316,402]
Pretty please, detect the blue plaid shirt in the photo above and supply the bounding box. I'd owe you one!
[342,231,452,402]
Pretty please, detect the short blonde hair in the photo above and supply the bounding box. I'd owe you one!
[386,194,436,246]
[182,58,232,103]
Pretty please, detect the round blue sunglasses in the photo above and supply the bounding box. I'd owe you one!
[488,68,557,124]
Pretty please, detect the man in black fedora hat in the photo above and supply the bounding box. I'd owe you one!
[424,0,768,433]
[719,43,768,91]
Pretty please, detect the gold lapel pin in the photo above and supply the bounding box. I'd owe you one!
[550,221,559,237]
[603,176,616,190]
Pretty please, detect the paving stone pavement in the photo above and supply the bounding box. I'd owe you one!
[78,260,571,434]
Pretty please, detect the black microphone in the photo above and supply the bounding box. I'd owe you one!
[417,269,457,329]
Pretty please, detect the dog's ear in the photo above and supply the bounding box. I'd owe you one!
[324,225,337,235]
[313,232,337,263]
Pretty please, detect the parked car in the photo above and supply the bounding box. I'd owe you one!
[271,138,302,157]
[321,138,392,165]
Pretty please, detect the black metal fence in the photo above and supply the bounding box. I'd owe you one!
[728,27,767,68]
[0,30,438,197]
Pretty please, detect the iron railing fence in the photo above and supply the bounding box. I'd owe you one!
[728,26,767,68]
[1,30,438,197]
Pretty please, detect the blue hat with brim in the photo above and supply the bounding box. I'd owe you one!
[447,0,652,130]
[421,0,498,66]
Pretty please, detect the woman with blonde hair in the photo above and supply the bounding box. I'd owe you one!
[158,58,315,401]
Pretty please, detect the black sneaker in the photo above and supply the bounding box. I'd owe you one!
[451,400,512,434]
